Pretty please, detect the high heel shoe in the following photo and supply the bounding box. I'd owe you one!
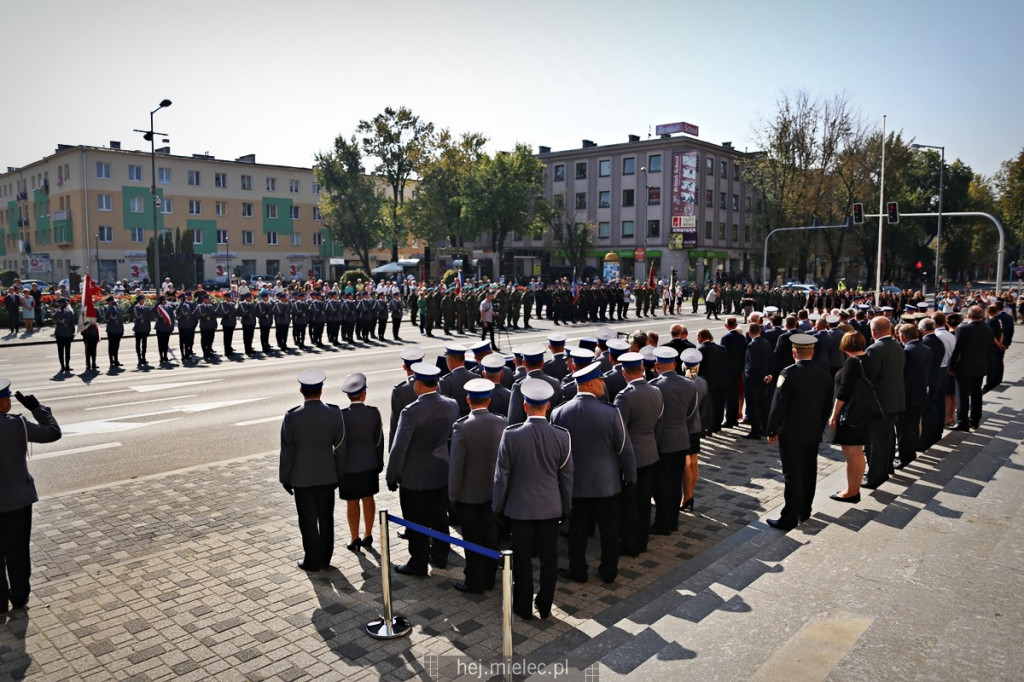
[680,497,694,512]
[360,535,373,549]
[829,492,860,503]
[346,540,362,553]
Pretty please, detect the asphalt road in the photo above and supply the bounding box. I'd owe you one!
[3,311,730,497]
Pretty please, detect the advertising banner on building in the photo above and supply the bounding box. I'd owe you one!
[27,253,52,275]
[603,261,620,283]
[671,152,699,249]
[127,260,149,281]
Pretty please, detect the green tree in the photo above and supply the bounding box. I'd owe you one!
[995,148,1024,268]
[357,106,435,262]
[315,135,388,275]
[407,129,487,246]
[460,144,547,269]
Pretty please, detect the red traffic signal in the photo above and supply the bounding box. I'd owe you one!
[915,261,923,269]
[852,203,864,224]
[886,201,899,224]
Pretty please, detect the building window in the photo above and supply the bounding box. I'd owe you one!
[553,164,565,182]
[189,200,201,215]
[215,173,227,188]
[241,202,253,218]
[242,230,254,245]
[648,154,662,173]
[720,192,727,209]
[647,219,660,238]
[188,170,201,186]
[131,227,145,243]
[575,193,587,210]
[267,231,278,246]
[705,221,713,239]
[622,189,635,207]
[623,157,636,175]
[734,164,741,181]
[745,196,752,212]
[705,189,713,207]
[193,230,203,245]
[290,206,300,220]
[216,201,227,217]
[289,179,300,194]
[98,226,113,242]
[598,221,610,239]
[719,222,726,240]
[97,194,112,211]
[721,160,728,178]
[129,165,143,182]
[313,232,324,246]
[129,196,144,213]
[96,162,111,179]
[622,220,635,238]
[290,233,301,246]
[575,162,587,180]
[241,174,252,191]
[732,194,739,211]
[313,206,322,221]
[217,229,229,245]
[158,167,172,184]
[706,157,714,175]
[599,160,611,177]
[266,204,278,219]
[312,182,321,195]
[598,191,611,208]
[647,186,661,205]
[266,177,277,192]
[160,198,173,214]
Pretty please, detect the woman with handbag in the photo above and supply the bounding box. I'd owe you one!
[827,330,883,503]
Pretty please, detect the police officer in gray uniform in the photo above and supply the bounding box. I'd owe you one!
[103,295,125,368]
[238,292,258,356]
[614,352,664,555]
[493,379,572,620]
[601,339,631,402]
[176,291,198,361]
[280,370,346,572]
[542,333,569,381]
[129,295,152,368]
[256,291,275,353]
[449,378,508,594]
[387,363,460,576]
[480,354,512,417]
[650,346,697,533]
[196,292,218,360]
[51,298,77,374]
[0,379,62,612]
[339,373,384,553]
[439,344,475,418]
[469,341,514,389]
[389,348,425,449]
[216,292,238,356]
[552,362,636,584]
[507,344,562,424]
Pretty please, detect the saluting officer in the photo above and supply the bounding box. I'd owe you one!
[552,361,636,584]
[279,369,347,572]
[339,373,384,553]
[103,296,125,369]
[493,378,572,620]
[765,334,833,530]
[449,378,508,594]
[387,363,460,576]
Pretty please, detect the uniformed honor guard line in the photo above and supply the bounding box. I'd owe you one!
[368,509,515,679]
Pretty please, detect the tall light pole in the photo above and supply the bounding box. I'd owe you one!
[136,99,172,288]
[912,143,944,289]
[639,166,648,283]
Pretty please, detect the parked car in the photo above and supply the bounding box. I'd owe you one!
[18,279,53,292]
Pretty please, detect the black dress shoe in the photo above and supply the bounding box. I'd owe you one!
[952,424,971,432]
[830,493,861,503]
[395,563,428,576]
[514,608,534,621]
[453,581,483,594]
[766,518,796,531]
[558,568,588,583]
[648,526,672,536]
[743,433,763,440]
[296,560,320,572]
[429,559,448,570]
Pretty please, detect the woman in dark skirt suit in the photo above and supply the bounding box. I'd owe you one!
[338,373,384,553]
[827,330,875,503]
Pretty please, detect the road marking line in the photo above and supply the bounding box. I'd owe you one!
[235,416,281,427]
[44,389,134,402]
[31,442,122,461]
[85,395,196,411]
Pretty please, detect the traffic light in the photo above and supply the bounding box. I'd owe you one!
[915,261,923,270]
[887,201,899,224]
[852,203,864,224]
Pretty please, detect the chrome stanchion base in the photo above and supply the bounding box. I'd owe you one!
[365,615,412,639]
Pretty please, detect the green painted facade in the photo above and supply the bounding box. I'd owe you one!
[6,201,18,239]
[186,219,219,255]
[262,197,293,235]
[121,186,165,232]
[33,189,51,246]
[53,213,73,244]
[317,228,342,258]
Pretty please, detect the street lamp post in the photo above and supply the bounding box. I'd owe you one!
[136,99,172,288]
[224,235,230,285]
[912,143,944,289]
[639,166,648,283]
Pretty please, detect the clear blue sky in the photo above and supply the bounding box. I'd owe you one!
[2,0,1021,180]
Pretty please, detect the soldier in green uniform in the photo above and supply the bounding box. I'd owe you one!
[441,291,455,336]
[522,287,534,328]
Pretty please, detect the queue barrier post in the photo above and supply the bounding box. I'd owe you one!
[365,508,412,639]
[501,550,513,682]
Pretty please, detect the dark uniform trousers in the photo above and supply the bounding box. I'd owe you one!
[107,333,123,365]
[294,484,336,569]
[920,373,947,449]
[456,501,498,591]
[897,407,922,463]
[778,437,818,526]
[653,450,687,531]
[866,414,898,487]
[259,323,273,352]
[510,518,559,617]
[399,486,450,570]
[242,324,256,354]
[619,463,655,554]
[955,374,984,428]
[568,496,620,583]
[0,506,33,608]
[156,331,171,362]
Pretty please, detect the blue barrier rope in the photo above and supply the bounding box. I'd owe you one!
[386,513,503,561]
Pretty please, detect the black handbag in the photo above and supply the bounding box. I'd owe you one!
[838,357,885,426]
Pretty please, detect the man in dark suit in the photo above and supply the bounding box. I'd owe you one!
[982,303,1009,393]
[743,323,773,439]
[863,317,906,488]
[949,305,994,430]
[772,316,800,378]
[493,379,572,620]
[896,324,932,467]
[720,317,747,428]
[387,363,460,576]
[0,379,62,612]
[449,379,508,594]
[508,345,562,424]
[918,318,947,450]
[613,353,664,555]
[279,370,347,572]
[662,324,695,374]
[552,362,636,584]
[696,329,727,434]
[765,335,833,530]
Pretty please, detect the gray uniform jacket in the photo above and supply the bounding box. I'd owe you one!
[449,409,507,504]
[492,417,572,521]
[130,305,151,335]
[388,377,418,449]
[542,354,569,381]
[650,372,697,452]
[0,405,62,512]
[551,393,636,497]
[487,384,511,418]
[279,399,346,489]
[387,391,459,491]
[341,403,384,474]
[602,366,627,402]
[103,304,125,335]
[439,366,476,418]
[507,369,563,424]
[613,378,664,468]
